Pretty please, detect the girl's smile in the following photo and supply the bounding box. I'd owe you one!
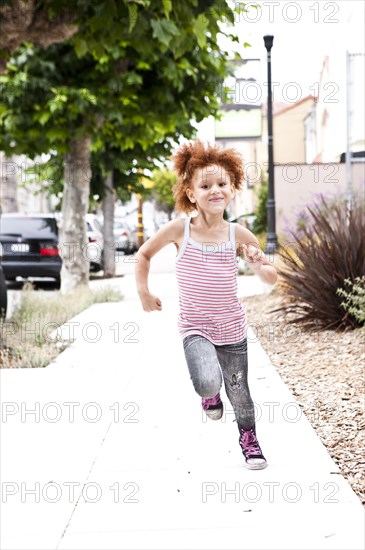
[186,164,235,211]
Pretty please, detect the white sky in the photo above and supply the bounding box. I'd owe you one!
[218,0,365,102]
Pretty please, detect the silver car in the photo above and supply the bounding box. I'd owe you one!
[113,220,138,254]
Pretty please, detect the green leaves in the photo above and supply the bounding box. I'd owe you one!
[150,167,176,213]
[151,18,179,47]
[104,0,118,17]
[193,14,209,48]
[125,71,143,85]
[74,39,88,58]
[36,111,51,125]
[0,0,244,200]
[162,0,172,19]
[127,4,138,32]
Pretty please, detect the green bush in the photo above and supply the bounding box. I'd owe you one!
[336,276,365,326]
[275,193,365,330]
[252,180,268,234]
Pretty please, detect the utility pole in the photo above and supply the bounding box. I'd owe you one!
[345,51,365,209]
[136,193,144,249]
[345,50,353,209]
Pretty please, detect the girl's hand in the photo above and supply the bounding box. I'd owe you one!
[139,292,162,312]
[242,243,264,265]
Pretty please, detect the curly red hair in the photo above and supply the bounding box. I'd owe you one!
[171,139,244,214]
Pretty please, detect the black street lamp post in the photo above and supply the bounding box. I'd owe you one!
[263,35,279,256]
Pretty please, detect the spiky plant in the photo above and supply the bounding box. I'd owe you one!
[336,276,365,325]
[275,193,365,330]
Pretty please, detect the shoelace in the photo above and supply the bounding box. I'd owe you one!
[240,429,262,456]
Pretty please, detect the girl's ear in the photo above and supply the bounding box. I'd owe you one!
[186,188,195,203]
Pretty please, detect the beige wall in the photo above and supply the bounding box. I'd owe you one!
[273,98,314,164]
[253,99,315,203]
[274,162,365,242]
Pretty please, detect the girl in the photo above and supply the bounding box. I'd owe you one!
[135,140,277,470]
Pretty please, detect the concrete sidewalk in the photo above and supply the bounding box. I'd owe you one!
[1,248,364,550]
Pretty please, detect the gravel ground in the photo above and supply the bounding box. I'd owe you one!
[242,286,365,506]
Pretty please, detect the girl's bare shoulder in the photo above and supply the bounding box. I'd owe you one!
[136,217,185,260]
[159,217,185,242]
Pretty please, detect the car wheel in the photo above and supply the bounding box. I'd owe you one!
[128,244,138,254]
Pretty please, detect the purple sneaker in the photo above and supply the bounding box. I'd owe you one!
[239,428,267,470]
[202,393,223,420]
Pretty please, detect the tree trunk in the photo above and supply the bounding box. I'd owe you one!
[102,171,116,278]
[1,153,19,212]
[59,136,91,293]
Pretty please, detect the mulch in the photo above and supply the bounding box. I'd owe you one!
[243,288,365,506]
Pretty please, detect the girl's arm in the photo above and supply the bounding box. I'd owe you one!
[135,218,184,311]
[235,224,278,286]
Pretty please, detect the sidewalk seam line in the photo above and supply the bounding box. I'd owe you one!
[55,420,113,549]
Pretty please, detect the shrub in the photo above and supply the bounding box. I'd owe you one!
[336,276,365,326]
[252,180,268,234]
[275,193,365,330]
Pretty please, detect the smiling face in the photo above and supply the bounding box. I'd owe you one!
[186,164,235,214]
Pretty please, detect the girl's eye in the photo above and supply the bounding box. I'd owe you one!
[219,182,226,186]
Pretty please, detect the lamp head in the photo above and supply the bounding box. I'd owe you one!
[263,35,274,52]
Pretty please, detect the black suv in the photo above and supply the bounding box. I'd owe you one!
[0,214,62,285]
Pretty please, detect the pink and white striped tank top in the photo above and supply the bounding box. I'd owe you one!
[175,216,247,345]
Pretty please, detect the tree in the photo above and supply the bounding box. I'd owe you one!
[0,0,243,291]
[0,0,77,73]
[22,140,180,278]
[149,168,176,220]
[91,142,181,277]
[0,0,240,72]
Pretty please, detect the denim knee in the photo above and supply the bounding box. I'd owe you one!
[183,336,222,398]
[193,374,221,398]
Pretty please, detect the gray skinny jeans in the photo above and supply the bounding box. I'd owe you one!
[182,335,255,431]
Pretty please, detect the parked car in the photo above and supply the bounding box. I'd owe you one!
[113,219,138,254]
[54,213,104,273]
[0,214,62,285]
[0,213,105,285]
[85,214,104,271]
[0,243,8,317]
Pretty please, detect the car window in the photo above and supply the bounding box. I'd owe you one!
[0,217,58,239]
